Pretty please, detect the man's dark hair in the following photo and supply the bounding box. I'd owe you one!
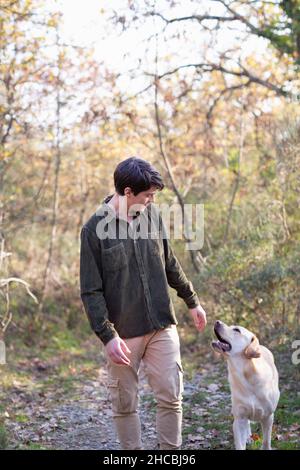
[114,157,164,196]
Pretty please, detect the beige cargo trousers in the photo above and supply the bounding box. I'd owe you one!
[106,325,183,450]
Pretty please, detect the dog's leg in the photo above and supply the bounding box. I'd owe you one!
[246,420,252,445]
[261,414,273,450]
[233,418,248,450]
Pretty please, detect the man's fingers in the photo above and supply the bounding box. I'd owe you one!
[110,354,130,365]
[120,340,131,355]
[105,338,130,365]
[195,314,207,331]
[118,350,131,364]
[110,348,131,365]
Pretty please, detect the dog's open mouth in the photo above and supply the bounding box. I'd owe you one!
[212,326,232,353]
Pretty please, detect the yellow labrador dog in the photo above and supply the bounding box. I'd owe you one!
[212,320,280,450]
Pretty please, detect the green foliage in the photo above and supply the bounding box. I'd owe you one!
[276,391,300,426]
[228,148,240,173]
[278,0,300,63]
[22,442,48,450]
[0,425,7,450]
[184,118,300,339]
[15,414,29,424]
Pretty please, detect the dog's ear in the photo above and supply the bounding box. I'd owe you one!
[244,336,261,359]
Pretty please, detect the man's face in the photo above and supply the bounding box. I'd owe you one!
[125,186,158,215]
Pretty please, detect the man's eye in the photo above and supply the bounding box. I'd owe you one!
[233,328,241,333]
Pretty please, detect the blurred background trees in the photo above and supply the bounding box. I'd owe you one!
[0,0,299,347]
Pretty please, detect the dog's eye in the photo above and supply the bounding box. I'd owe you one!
[233,328,241,333]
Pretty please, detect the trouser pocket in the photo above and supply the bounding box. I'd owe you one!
[108,377,139,414]
[108,378,121,413]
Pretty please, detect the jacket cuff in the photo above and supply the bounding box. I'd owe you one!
[95,326,118,345]
[184,294,200,309]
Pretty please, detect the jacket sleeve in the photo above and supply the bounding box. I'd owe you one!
[161,220,200,309]
[80,226,118,345]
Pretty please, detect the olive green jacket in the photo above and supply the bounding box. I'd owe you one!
[80,195,199,345]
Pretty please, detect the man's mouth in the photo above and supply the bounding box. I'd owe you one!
[212,326,232,352]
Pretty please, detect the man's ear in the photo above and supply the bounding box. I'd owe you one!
[244,336,261,359]
[124,187,132,197]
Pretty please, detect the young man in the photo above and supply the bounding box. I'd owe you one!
[80,156,207,450]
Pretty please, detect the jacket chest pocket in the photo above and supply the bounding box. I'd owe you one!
[103,243,127,272]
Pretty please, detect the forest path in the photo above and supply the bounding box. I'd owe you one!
[2,335,299,450]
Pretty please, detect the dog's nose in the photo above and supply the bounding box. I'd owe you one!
[215,320,222,327]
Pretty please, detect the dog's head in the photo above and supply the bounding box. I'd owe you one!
[211,320,261,359]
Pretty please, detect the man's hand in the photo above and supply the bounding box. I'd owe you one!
[189,304,207,332]
[105,336,131,365]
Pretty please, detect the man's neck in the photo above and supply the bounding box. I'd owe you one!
[107,193,133,222]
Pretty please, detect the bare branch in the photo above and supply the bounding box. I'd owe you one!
[149,11,238,25]
[212,0,263,35]
[0,277,38,301]
[223,96,246,242]
[2,312,12,333]
[145,62,289,97]
[206,81,251,122]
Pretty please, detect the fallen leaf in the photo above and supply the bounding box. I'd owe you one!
[188,434,205,442]
[208,383,219,392]
[196,426,205,433]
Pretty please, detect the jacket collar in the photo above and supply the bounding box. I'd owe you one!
[101,194,142,221]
